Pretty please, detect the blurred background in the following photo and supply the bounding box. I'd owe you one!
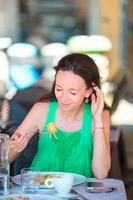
[0,0,133,198]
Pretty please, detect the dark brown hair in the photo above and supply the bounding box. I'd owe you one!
[39,53,110,110]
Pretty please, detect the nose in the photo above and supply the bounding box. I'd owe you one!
[60,92,69,103]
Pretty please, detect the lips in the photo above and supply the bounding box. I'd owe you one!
[61,103,69,106]
[60,103,70,108]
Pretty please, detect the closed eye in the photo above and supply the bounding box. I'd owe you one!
[55,88,62,92]
[55,85,63,92]
[70,92,77,95]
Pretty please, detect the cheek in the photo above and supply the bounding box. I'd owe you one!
[72,95,85,103]
[55,91,61,100]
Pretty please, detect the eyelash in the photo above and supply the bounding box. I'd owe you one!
[55,88,62,92]
[70,92,77,95]
[55,88,77,95]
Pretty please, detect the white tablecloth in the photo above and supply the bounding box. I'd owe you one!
[0,178,127,200]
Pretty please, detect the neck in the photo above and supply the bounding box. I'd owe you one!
[57,103,84,123]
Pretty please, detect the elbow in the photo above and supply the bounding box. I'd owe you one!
[92,161,111,179]
[93,170,109,179]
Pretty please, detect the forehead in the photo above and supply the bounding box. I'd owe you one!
[55,70,86,88]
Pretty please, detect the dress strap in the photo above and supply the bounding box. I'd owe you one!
[81,103,93,150]
[42,100,58,131]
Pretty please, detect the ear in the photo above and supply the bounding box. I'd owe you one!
[85,88,93,98]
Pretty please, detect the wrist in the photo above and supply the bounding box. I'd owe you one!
[94,120,103,127]
[95,126,104,129]
[93,127,104,135]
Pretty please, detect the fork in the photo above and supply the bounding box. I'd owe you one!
[28,129,57,139]
[26,129,48,135]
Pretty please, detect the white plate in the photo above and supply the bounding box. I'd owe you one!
[12,172,86,188]
[0,194,62,200]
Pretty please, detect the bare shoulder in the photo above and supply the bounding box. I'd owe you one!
[24,101,49,129]
[32,101,49,113]
[11,101,50,138]
[13,101,50,135]
[33,101,49,130]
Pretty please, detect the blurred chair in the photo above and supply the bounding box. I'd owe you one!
[109,125,124,179]
[109,126,133,194]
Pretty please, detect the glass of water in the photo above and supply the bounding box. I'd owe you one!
[21,168,40,194]
[0,171,10,195]
[0,134,10,195]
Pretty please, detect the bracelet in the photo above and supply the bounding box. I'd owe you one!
[95,127,104,129]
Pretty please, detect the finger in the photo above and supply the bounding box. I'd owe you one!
[14,142,27,152]
[17,140,28,151]
[15,133,27,141]
[91,93,96,104]
[17,134,28,145]
[11,136,29,152]
[93,86,104,95]
[10,134,28,148]
[11,132,22,140]
[93,87,104,101]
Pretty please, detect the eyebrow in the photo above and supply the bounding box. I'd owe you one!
[55,84,79,91]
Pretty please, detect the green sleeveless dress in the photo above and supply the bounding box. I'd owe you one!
[31,100,93,177]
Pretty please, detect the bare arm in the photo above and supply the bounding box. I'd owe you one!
[91,86,111,179]
[9,102,48,163]
[92,110,111,179]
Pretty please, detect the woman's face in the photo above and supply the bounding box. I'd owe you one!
[55,70,92,111]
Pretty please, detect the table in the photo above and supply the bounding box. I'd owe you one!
[73,178,127,200]
[0,178,127,200]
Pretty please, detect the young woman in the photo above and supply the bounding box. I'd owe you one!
[9,53,111,179]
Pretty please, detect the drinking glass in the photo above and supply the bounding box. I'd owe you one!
[0,134,10,195]
[21,168,40,194]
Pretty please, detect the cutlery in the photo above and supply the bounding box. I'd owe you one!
[26,129,48,135]
[71,189,89,200]
[27,129,57,139]
[10,129,53,139]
